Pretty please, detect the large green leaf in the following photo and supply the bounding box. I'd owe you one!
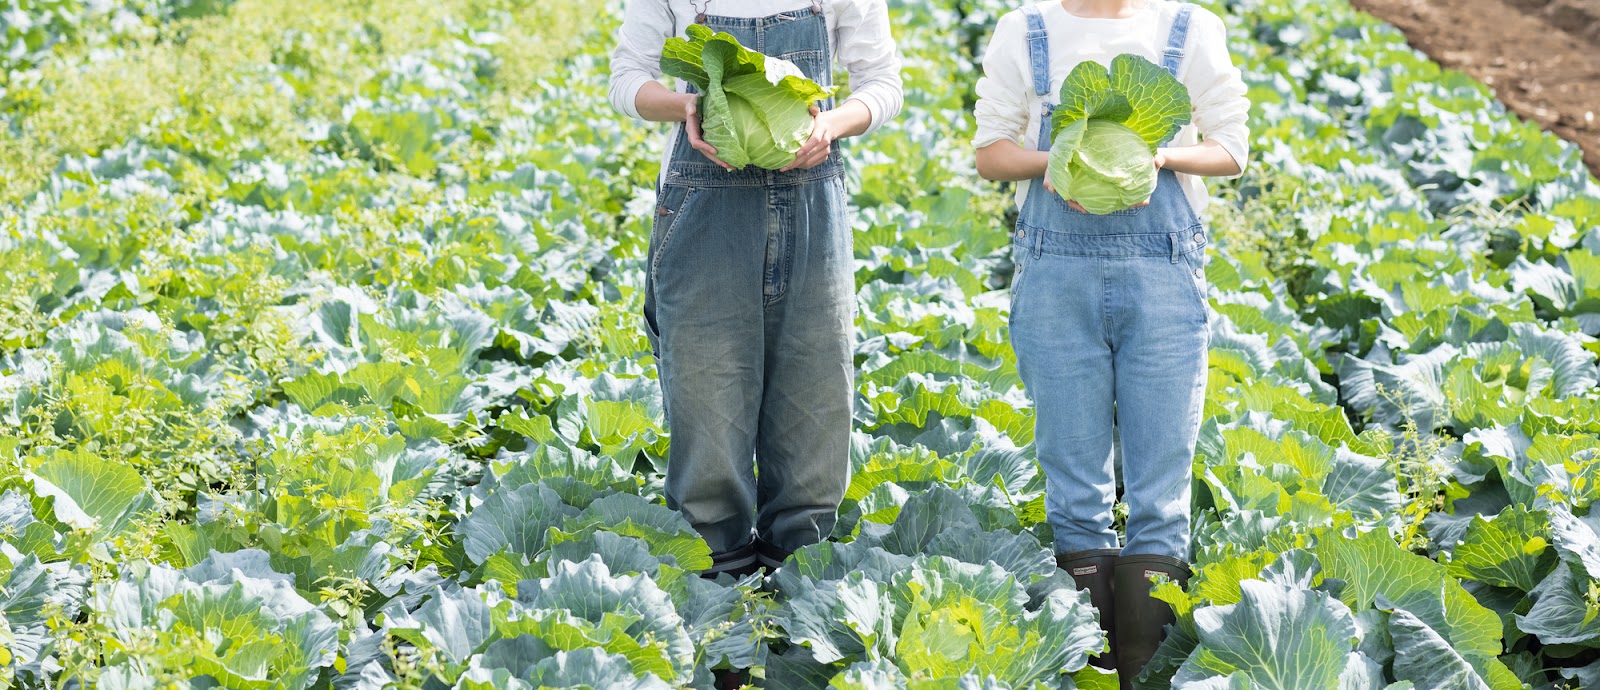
[888,557,1101,686]
[782,571,897,664]
[1312,530,1503,666]
[561,493,713,572]
[501,557,695,684]
[1384,604,1492,690]
[1105,54,1194,147]
[1051,54,1191,148]
[677,575,768,671]
[1323,448,1403,520]
[29,449,153,536]
[385,586,494,673]
[0,555,87,666]
[828,659,905,689]
[458,483,575,565]
[1518,562,1600,645]
[1441,505,1557,592]
[1172,580,1357,690]
[460,643,672,690]
[93,561,338,690]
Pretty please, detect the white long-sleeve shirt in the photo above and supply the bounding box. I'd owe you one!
[973,0,1250,214]
[609,0,904,175]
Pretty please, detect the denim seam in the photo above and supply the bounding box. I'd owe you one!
[1014,224,1199,258]
[1101,260,1114,348]
[664,160,844,188]
[1069,202,1146,218]
[763,186,793,306]
[696,9,819,29]
[776,196,795,305]
[764,186,779,304]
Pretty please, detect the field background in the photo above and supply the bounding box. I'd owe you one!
[3,0,1600,688]
[1353,0,1600,177]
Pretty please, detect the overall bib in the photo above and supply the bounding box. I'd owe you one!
[1009,3,1208,562]
[644,6,853,574]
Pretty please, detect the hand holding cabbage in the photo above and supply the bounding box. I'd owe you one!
[1046,54,1192,215]
[660,25,838,171]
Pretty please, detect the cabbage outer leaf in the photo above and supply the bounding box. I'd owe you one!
[660,25,835,170]
[1046,54,1191,213]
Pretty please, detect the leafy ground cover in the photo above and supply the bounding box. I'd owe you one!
[1,0,1599,687]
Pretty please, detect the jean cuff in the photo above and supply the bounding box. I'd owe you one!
[755,539,793,570]
[704,542,759,575]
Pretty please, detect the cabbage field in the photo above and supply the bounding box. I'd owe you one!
[2,0,1600,687]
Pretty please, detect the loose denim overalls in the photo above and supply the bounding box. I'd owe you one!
[645,5,853,575]
[1009,4,1208,561]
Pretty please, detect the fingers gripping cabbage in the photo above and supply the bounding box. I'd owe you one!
[1046,54,1192,215]
[660,25,837,170]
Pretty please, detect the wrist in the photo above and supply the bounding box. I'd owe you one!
[817,109,842,134]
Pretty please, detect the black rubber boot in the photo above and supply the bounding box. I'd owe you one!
[1057,548,1120,670]
[1113,554,1190,690]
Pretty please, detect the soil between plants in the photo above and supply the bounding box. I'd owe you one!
[1350,0,1600,178]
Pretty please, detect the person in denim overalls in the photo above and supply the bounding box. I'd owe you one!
[974,1,1249,685]
[609,1,903,580]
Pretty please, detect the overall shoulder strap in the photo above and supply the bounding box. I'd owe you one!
[1162,3,1195,77]
[1021,4,1051,99]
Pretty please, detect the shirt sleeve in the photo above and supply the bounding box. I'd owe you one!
[609,0,676,121]
[833,0,904,134]
[972,11,1033,150]
[1180,8,1251,178]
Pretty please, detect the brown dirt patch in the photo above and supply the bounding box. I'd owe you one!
[1349,0,1600,178]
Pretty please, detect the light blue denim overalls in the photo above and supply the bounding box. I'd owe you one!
[645,4,853,575]
[1009,3,1208,562]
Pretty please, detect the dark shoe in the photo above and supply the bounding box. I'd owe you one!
[713,668,749,689]
[1057,548,1120,670]
[1113,554,1190,690]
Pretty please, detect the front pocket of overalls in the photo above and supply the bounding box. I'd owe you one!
[649,184,701,284]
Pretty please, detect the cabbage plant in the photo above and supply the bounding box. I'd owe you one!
[660,25,836,170]
[1047,54,1192,214]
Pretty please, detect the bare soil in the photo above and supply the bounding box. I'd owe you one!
[1350,0,1600,178]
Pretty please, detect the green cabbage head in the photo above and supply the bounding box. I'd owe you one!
[660,25,837,170]
[1046,54,1192,215]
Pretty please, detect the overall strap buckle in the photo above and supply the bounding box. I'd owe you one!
[1162,4,1196,77]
